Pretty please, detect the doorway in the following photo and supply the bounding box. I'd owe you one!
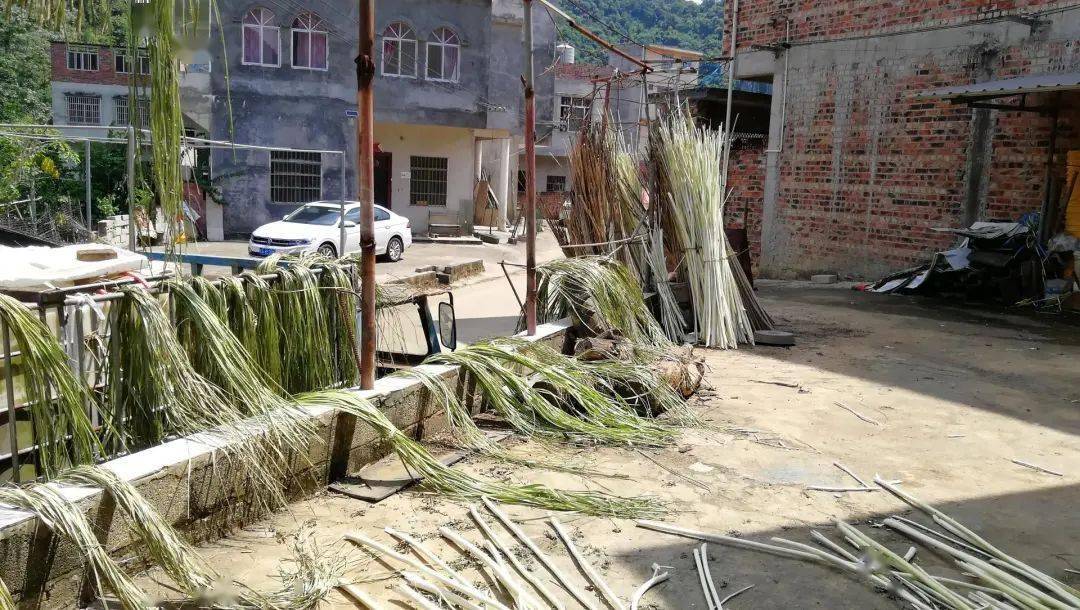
[374,152,392,208]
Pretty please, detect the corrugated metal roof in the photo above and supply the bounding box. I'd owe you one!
[917,72,1080,100]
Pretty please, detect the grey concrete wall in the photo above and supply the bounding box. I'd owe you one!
[0,321,570,609]
[197,0,556,236]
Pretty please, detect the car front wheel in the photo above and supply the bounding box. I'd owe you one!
[317,243,337,258]
[386,236,404,262]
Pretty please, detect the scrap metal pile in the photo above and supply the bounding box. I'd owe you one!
[543,112,774,349]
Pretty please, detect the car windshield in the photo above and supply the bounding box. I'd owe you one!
[284,205,342,226]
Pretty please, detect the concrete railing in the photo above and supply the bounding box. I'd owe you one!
[0,320,571,608]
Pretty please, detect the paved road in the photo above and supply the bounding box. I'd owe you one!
[162,230,563,285]
[162,231,564,344]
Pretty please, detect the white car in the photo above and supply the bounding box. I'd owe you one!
[248,201,412,261]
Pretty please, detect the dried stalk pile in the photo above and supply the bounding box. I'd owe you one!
[558,123,647,266]
[651,114,754,348]
[639,476,1080,609]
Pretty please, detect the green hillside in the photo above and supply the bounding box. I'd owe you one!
[552,0,725,65]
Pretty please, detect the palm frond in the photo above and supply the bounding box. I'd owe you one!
[298,390,666,518]
[536,256,670,346]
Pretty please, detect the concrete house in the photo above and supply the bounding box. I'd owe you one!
[723,0,1080,279]
[531,49,614,196]
[49,42,152,138]
[199,0,555,242]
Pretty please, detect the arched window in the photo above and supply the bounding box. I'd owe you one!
[292,12,328,70]
[381,21,416,78]
[426,27,459,82]
[242,8,280,67]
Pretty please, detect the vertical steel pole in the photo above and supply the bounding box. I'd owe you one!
[523,0,538,335]
[722,0,740,179]
[127,125,137,251]
[339,153,347,256]
[84,139,93,229]
[357,0,377,389]
[3,323,20,483]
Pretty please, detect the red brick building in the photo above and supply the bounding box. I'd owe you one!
[723,1,1080,278]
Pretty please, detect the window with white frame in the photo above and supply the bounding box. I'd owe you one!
[114,95,150,128]
[291,12,328,70]
[242,7,280,67]
[545,175,567,192]
[66,45,99,71]
[381,22,416,78]
[270,150,322,203]
[115,48,150,75]
[409,156,447,206]
[66,94,100,125]
[426,27,459,82]
[559,95,592,130]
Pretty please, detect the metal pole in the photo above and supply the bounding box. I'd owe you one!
[523,0,538,335]
[84,139,92,230]
[339,153,347,256]
[126,126,136,251]
[356,0,377,389]
[721,0,740,178]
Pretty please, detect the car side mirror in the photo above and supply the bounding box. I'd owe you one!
[343,220,357,228]
[438,301,457,351]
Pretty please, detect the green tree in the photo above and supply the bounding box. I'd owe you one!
[554,0,725,65]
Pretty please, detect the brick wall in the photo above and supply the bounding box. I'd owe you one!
[50,42,145,86]
[724,0,1080,278]
[725,139,766,269]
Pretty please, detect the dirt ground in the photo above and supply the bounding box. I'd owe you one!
[139,282,1080,609]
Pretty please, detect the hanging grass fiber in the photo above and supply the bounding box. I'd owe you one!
[0,574,13,610]
[107,285,297,510]
[0,481,147,609]
[297,390,666,518]
[0,293,99,479]
[59,465,215,595]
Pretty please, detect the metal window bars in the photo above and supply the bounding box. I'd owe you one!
[270,150,323,204]
[66,94,101,126]
[409,155,448,207]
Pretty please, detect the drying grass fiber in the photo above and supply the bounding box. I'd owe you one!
[537,257,670,347]
[652,113,754,348]
[0,294,98,479]
[297,390,666,518]
[428,339,682,447]
[0,575,13,610]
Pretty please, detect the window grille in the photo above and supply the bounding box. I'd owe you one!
[67,94,100,125]
[66,45,99,71]
[426,27,459,82]
[559,95,592,130]
[114,96,150,128]
[270,151,322,203]
[382,22,417,77]
[546,175,567,192]
[409,156,448,207]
